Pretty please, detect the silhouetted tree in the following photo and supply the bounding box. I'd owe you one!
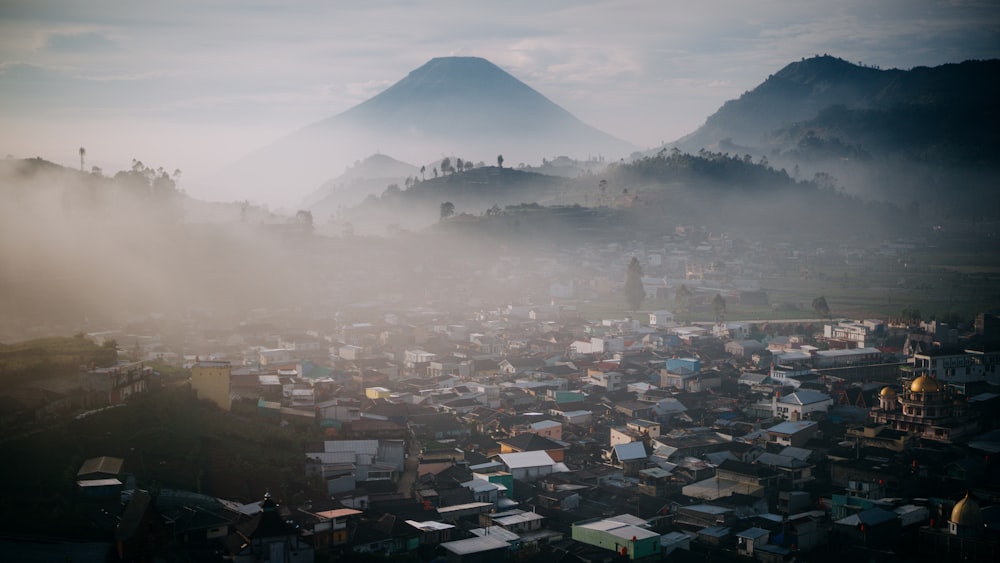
[420,165,426,180]
[295,210,314,234]
[812,296,831,318]
[456,158,464,172]
[625,257,645,312]
[79,147,85,172]
[675,284,693,317]
[712,293,727,323]
[440,201,455,220]
[497,154,504,168]
[433,167,438,178]
[441,157,452,175]
[464,161,473,172]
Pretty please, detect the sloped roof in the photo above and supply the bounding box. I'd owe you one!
[440,535,509,555]
[766,420,818,435]
[115,489,152,541]
[77,456,124,477]
[613,441,649,462]
[499,450,556,469]
[499,432,566,453]
[778,390,831,405]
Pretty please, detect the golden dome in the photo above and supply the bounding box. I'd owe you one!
[950,492,982,527]
[910,375,942,393]
[880,386,897,397]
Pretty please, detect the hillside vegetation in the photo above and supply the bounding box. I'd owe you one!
[0,336,118,386]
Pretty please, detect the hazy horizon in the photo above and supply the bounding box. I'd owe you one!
[2,0,998,205]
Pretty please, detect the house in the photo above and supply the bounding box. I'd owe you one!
[77,455,125,498]
[833,507,901,550]
[649,310,674,327]
[587,370,623,392]
[115,490,170,561]
[190,360,232,411]
[498,451,560,482]
[735,527,770,557]
[550,408,592,426]
[614,400,655,420]
[702,460,779,499]
[79,360,151,406]
[765,420,819,448]
[772,390,832,421]
[485,509,546,535]
[438,535,510,563]
[571,517,662,560]
[525,419,562,440]
[755,451,815,490]
[497,432,568,463]
[311,507,362,547]
[225,493,313,563]
[305,439,406,495]
[609,442,649,477]
[726,340,765,359]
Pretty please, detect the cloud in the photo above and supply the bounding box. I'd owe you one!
[43,30,120,52]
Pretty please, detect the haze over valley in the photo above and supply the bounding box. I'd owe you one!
[3,3,1000,560]
[2,52,999,336]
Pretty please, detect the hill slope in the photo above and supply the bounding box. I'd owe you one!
[676,56,1000,156]
[670,56,1000,208]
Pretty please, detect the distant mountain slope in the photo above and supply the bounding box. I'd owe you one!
[216,57,636,207]
[667,56,1000,208]
[299,153,419,214]
[675,56,1000,161]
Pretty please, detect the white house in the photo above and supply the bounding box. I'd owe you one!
[649,310,674,327]
[772,390,833,421]
[498,451,560,482]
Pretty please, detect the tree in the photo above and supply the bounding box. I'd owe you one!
[812,296,831,319]
[420,165,426,180]
[497,154,504,168]
[712,293,727,323]
[441,157,452,175]
[624,257,645,312]
[79,147,86,171]
[675,284,693,317]
[295,209,314,233]
[455,158,464,173]
[464,161,473,172]
[440,201,455,220]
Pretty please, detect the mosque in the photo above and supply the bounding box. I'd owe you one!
[919,492,999,560]
[870,375,978,443]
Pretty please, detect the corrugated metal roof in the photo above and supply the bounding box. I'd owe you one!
[77,456,124,477]
[315,508,362,519]
[406,520,455,532]
[499,450,555,469]
[77,478,122,487]
[323,440,379,455]
[440,535,509,555]
[613,441,648,461]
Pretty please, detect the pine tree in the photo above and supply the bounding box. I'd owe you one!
[625,257,645,312]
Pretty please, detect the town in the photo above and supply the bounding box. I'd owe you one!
[4,230,999,563]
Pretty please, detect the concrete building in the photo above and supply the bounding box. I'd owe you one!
[190,360,232,411]
[572,517,662,561]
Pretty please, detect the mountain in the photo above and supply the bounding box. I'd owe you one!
[669,56,1000,207]
[675,56,1000,157]
[216,57,636,207]
[298,153,419,217]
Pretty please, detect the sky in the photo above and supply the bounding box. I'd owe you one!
[1,0,998,201]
